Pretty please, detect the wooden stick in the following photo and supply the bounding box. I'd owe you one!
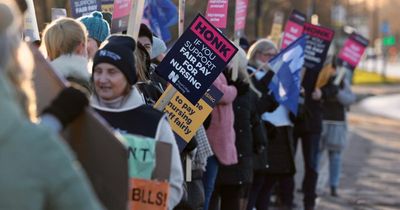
[127,0,145,40]
[334,66,347,86]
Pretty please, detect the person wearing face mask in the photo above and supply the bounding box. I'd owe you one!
[41,17,91,93]
[246,39,296,210]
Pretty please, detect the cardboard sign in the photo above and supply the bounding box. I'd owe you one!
[24,0,40,41]
[281,10,306,49]
[122,134,157,179]
[70,0,101,18]
[234,0,249,32]
[338,32,369,71]
[51,8,67,21]
[205,0,229,29]
[303,23,335,71]
[156,14,238,105]
[30,45,129,210]
[130,178,169,210]
[111,0,132,33]
[155,84,223,151]
[101,0,114,13]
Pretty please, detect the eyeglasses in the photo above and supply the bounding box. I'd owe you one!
[260,52,276,57]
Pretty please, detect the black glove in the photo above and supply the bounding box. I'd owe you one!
[42,87,89,128]
[232,79,249,96]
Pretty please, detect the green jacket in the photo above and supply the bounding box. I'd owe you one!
[0,74,103,210]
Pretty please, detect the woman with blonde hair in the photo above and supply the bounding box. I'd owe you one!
[210,47,270,210]
[41,17,91,91]
[246,39,297,210]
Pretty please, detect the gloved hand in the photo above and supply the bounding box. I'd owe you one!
[42,87,89,128]
[231,79,249,96]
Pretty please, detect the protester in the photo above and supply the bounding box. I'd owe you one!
[210,48,258,210]
[292,57,339,210]
[0,1,103,209]
[138,24,168,90]
[78,11,110,59]
[138,23,153,55]
[318,63,356,197]
[41,17,91,92]
[203,68,238,210]
[246,39,296,210]
[89,34,183,210]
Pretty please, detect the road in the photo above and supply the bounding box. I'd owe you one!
[315,86,400,210]
[289,85,400,210]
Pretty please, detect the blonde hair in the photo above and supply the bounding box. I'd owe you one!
[41,17,87,60]
[247,39,277,68]
[235,47,262,98]
[135,44,150,82]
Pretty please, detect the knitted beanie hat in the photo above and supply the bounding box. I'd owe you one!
[93,35,137,85]
[78,11,110,43]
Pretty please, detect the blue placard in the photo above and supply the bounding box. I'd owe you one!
[155,14,238,105]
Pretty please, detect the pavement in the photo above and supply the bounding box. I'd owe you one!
[292,84,400,210]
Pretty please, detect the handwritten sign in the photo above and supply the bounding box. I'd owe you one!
[122,134,156,179]
[130,178,169,210]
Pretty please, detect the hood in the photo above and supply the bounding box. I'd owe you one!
[50,54,90,83]
[91,86,146,112]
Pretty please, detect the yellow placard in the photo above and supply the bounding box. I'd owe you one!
[155,85,221,143]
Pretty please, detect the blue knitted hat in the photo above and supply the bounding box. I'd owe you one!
[78,11,110,43]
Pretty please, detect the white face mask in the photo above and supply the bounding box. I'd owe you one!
[256,60,267,70]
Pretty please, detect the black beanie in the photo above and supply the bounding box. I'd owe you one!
[138,23,153,44]
[93,35,137,85]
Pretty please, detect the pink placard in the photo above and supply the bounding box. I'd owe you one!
[205,0,229,29]
[281,10,306,49]
[281,21,304,49]
[112,0,132,19]
[190,16,237,62]
[234,0,248,32]
[338,38,366,67]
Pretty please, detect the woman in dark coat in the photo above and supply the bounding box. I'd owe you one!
[246,39,296,210]
[209,48,261,210]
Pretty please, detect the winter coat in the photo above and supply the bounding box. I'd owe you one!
[206,73,238,166]
[0,72,103,210]
[50,54,91,92]
[321,78,356,151]
[217,89,258,185]
[247,66,279,172]
[91,86,183,210]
